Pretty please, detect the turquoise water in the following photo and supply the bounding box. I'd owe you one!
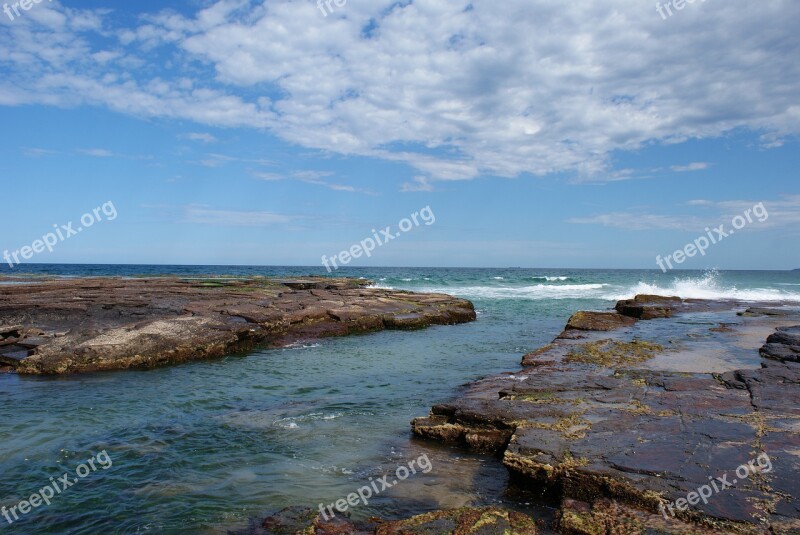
[1,266,799,533]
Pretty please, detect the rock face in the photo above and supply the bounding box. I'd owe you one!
[760,325,800,362]
[412,297,800,534]
[244,506,538,535]
[0,276,476,375]
[564,311,637,332]
[615,294,682,320]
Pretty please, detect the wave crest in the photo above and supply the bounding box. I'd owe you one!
[604,271,798,302]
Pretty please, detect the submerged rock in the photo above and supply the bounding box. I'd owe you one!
[738,307,795,317]
[248,506,538,535]
[0,276,476,375]
[380,508,537,534]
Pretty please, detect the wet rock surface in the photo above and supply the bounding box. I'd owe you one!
[0,276,476,375]
[412,297,800,534]
[244,506,538,535]
[760,325,800,362]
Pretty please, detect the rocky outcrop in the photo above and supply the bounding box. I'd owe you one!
[760,325,800,362]
[0,276,476,375]
[615,294,682,320]
[412,297,800,534]
[739,307,796,317]
[553,497,730,535]
[244,506,538,534]
[563,311,637,332]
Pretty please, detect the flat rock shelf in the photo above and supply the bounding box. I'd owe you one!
[0,276,476,375]
[411,295,800,534]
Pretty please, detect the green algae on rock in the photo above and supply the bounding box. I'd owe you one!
[564,339,664,367]
[411,296,800,534]
[248,506,538,535]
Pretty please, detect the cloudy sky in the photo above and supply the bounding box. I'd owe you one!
[1,0,798,269]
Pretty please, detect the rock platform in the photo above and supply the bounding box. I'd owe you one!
[412,295,800,534]
[0,276,476,375]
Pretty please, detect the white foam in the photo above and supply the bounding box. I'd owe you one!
[602,271,800,302]
[526,276,572,282]
[274,412,344,429]
[413,283,610,300]
[282,342,322,351]
[375,271,800,303]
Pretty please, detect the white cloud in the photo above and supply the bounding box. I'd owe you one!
[568,212,703,231]
[251,171,283,181]
[695,196,800,228]
[193,153,271,167]
[23,147,61,157]
[78,148,114,158]
[400,176,434,192]
[1,1,799,184]
[77,148,152,160]
[182,206,291,226]
[671,162,711,172]
[251,169,374,194]
[570,196,800,231]
[183,132,218,143]
[291,170,334,181]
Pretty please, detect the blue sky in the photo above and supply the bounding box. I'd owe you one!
[0,0,798,269]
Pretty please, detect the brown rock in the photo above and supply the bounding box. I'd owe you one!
[249,507,537,535]
[565,311,637,332]
[760,325,800,363]
[412,298,800,534]
[376,507,537,534]
[0,276,476,375]
[615,294,683,320]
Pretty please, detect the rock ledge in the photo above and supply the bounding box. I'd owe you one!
[0,276,476,375]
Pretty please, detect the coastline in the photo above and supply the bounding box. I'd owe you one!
[250,294,800,534]
[3,268,799,534]
[407,295,800,534]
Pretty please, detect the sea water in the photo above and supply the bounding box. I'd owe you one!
[1,266,798,533]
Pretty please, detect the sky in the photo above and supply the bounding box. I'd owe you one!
[0,0,798,269]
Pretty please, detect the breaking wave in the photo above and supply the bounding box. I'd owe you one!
[602,271,800,302]
[393,271,800,302]
[410,283,610,300]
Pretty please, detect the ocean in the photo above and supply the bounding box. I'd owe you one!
[1,266,799,533]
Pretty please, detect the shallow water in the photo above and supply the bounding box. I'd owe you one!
[635,311,785,373]
[1,266,798,533]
